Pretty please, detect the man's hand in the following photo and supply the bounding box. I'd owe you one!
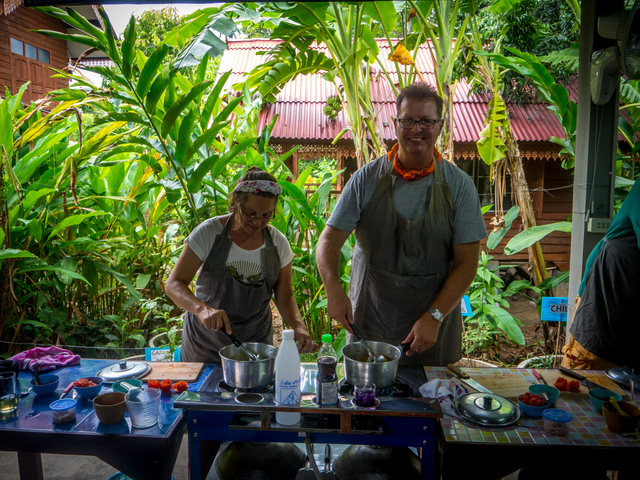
[293,327,319,354]
[402,313,441,356]
[197,305,232,335]
[326,287,354,333]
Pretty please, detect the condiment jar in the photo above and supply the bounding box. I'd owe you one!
[542,408,571,436]
[50,399,77,424]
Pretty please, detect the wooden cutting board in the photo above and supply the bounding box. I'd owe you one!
[455,371,533,399]
[140,362,204,382]
[539,370,625,397]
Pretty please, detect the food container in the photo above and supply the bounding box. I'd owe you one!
[342,341,401,388]
[517,393,550,418]
[543,408,572,436]
[73,376,103,399]
[588,388,622,413]
[219,343,277,389]
[50,399,77,424]
[31,374,59,396]
[603,400,640,434]
[93,392,127,424]
[528,384,560,406]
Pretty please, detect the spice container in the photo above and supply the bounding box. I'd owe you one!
[542,408,571,436]
[50,399,77,424]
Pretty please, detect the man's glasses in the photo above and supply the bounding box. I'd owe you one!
[240,205,274,222]
[396,118,441,130]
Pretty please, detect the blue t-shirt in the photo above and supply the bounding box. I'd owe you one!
[579,180,640,295]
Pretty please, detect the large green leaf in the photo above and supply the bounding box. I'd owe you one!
[48,212,110,240]
[486,205,520,251]
[95,262,141,300]
[172,17,238,70]
[0,249,37,260]
[187,137,257,192]
[0,99,13,156]
[136,44,170,99]
[121,16,137,81]
[504,222,572,255]
[161,81,212,138]
[19,265,90,285]
[483,304,525,345]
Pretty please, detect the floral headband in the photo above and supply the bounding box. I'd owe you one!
[234,180,282,196]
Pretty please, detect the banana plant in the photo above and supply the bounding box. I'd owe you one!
[477,47,578,169]
[407,0,471,161]
[235,2,389,167]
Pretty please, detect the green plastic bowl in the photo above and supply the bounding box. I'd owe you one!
[589,388,622,413]
[113,379,142,393]
[529,384,561,406]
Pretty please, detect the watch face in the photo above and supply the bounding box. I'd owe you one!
[429,308,443,321]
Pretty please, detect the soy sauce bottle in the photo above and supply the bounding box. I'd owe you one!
[316,334,338,406]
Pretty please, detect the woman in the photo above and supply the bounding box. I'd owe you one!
[165,167,317,363]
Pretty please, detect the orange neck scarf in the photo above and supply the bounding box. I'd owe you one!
[389,143,442,180]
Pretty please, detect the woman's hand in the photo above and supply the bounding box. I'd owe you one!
[293,326,318,353]
[197,305,232,335]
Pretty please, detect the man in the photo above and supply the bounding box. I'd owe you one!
[317,83,487,365]
[561,179,640,371]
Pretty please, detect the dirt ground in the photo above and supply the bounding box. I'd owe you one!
[273,292,558,366]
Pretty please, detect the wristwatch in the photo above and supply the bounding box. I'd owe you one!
[427,308,444,322]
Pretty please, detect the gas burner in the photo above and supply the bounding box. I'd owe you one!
[338,379,412,398]
[218,381,274,394]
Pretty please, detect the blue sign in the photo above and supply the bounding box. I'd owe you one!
[461,295,472,317]
[541,297,568,322]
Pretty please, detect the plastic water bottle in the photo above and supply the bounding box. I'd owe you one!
[316,334,338,406]
[275,329,301,425]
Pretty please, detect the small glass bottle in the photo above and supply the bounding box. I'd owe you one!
[316,334,338,406]
[275,329,301,425]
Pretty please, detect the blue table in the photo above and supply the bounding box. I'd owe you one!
[175,364,441,480]
[0,359,213,480]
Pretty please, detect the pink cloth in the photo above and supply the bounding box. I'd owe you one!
[10,346,81,371]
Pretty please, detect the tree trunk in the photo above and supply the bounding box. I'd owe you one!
[503,128,556,353]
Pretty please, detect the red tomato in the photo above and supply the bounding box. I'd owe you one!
[172,381,188,393]
[568,380,581,392]
[554,378,568,391]
[159,379,173,392]
[147,380,161,389]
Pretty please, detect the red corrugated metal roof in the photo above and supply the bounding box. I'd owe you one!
[219,39,566,144]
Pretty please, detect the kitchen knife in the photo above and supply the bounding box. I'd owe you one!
[558,366,608,391]
[531,369,547,385]
[446,364,493,393]
[59,381,74,399]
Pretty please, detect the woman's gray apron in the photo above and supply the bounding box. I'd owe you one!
[181,219,281,364]
[347,154,462,366]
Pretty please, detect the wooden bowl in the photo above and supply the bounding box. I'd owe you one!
[93,392,126,424]
[602,400,640,434]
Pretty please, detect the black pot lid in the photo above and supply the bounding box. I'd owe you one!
[455,392,521,427]
[605,367,640,390]
[96,361,151,383]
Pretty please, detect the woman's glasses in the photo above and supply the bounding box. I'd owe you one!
[240,205,274,222]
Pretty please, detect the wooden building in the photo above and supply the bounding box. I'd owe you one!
[1,1,107,103]
[1,1,69,103]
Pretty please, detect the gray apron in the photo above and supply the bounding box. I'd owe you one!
[347,154,462,366]
[181,218,281,364]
